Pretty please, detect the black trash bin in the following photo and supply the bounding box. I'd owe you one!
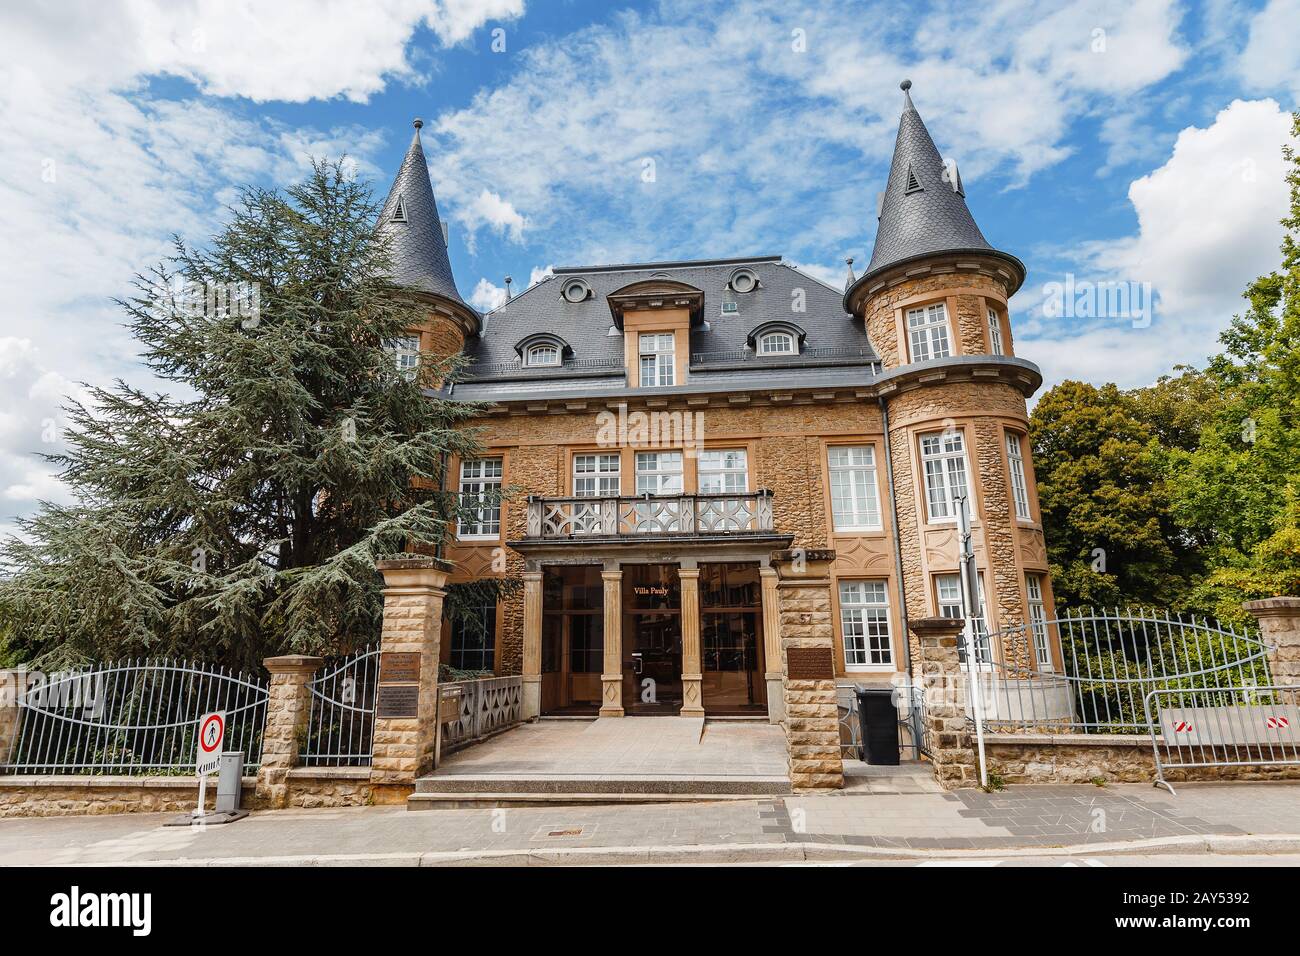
[856,687,900,765]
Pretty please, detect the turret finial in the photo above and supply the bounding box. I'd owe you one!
[413,117,424,129]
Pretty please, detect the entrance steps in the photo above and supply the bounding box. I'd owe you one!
[410,717,791,809]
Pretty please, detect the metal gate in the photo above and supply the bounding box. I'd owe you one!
[837,680,931,761]
[1145,684,1300,793]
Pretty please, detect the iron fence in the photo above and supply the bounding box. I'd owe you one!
[1,660,268,775]
[299,645,380,767]
[976,607,1271,734]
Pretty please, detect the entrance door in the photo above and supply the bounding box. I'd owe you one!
[621,564,683,714]
[700,562,767,715]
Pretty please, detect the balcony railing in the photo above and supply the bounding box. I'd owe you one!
[524,491,775,540]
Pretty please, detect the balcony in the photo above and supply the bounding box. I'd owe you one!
[522,491,777,542]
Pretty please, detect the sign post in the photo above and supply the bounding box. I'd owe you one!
[194,710,225,817]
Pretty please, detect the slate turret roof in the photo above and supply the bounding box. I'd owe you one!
[377,119,468,306]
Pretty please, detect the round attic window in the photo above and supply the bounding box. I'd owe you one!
[729,268,758,294]
[561,278,591,303]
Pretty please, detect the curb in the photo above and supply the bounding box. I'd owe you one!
[85,833,1300,867]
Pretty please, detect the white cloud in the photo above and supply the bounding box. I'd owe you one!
[0,0,524,105]
[459,189,528,245]
[1021,98,1298,389]
[0,0,521,521]
[469,277,507,311]
[526,265,554,288]
[1237,0,1300,102]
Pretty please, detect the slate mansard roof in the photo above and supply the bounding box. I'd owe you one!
[448,256,882,402]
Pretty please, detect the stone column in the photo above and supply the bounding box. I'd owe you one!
[773,549,843,791]
[0,669,30,765]
[600,569,625,717]
[257,655,322,808]
[521,570,544,720]
[910,616,978,789]
[760,566,784,724]
[678,568,705,718]
[1243,597,1300,685]
[371,556,451,801]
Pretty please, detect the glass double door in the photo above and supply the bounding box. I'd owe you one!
[621,564,683,715]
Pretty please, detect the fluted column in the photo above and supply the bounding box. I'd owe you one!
[521,570,544,720]
[760,566,784,724]
[600,569,624,716]
[678,568,705,717]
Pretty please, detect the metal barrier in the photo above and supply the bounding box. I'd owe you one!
[299,646,380,767]
[977,608,1271,734]
[1145,685,1300,794]
[1,660,267,774]
[439,676,523,755]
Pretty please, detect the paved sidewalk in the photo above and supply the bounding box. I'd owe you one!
[1,782,1298,865]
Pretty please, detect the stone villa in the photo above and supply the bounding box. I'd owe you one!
[376,81,1057,785]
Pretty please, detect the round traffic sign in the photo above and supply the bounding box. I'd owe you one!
[200,713,225,753]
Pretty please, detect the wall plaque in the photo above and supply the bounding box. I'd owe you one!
[379,652,422,683]
[376,683,420,719]
[786,646,835,681]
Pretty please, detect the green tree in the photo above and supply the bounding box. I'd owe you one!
[1169,112,1300,624]
[0,162,486,669]
[1029,378,1205,610]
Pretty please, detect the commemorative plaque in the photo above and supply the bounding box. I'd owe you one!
[785,646,835,680]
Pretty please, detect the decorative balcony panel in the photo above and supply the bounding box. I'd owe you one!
[523,491,776,541]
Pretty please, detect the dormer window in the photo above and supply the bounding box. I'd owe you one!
[758,331,795,355]
[514,333,571,368]
[525,343,560,367]
[728,268,758,294]
[904,164,923,194]
[746,320,805,357]
[390,195,408,222]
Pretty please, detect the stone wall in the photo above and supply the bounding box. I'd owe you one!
[0,769,371,818]
[985,735,1300,786]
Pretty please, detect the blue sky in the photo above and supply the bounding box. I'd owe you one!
[0,0,1298,536]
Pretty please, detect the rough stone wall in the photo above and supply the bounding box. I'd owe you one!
[0,773,371,818]
[985,738,1300,786]
[864,272,1008,367]
[886,378,1041,668]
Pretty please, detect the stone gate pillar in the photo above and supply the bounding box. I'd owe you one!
[1243,597,1300,685]
[257,655,321,808]
[910,616,978,789]
[0,669,30,765]
[371,556,451,802]
[772,549,843,791]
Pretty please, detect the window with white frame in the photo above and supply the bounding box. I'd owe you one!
[525,343,560,367]
[758,331,795,355]
[1006,432,1032,520]
[458,458,503,538]
[936,572,991,662]
[838,580,893,668]
[573,453,620,497]
[828,446,882,531]
[987,307,1004,355]
[920,430,971,522]
[638,333,676,387]
[697,449,748,493]
[634,451,682,495]
[906,303,951,362]
[384,334,420,380]
[1027,574,1052,668]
